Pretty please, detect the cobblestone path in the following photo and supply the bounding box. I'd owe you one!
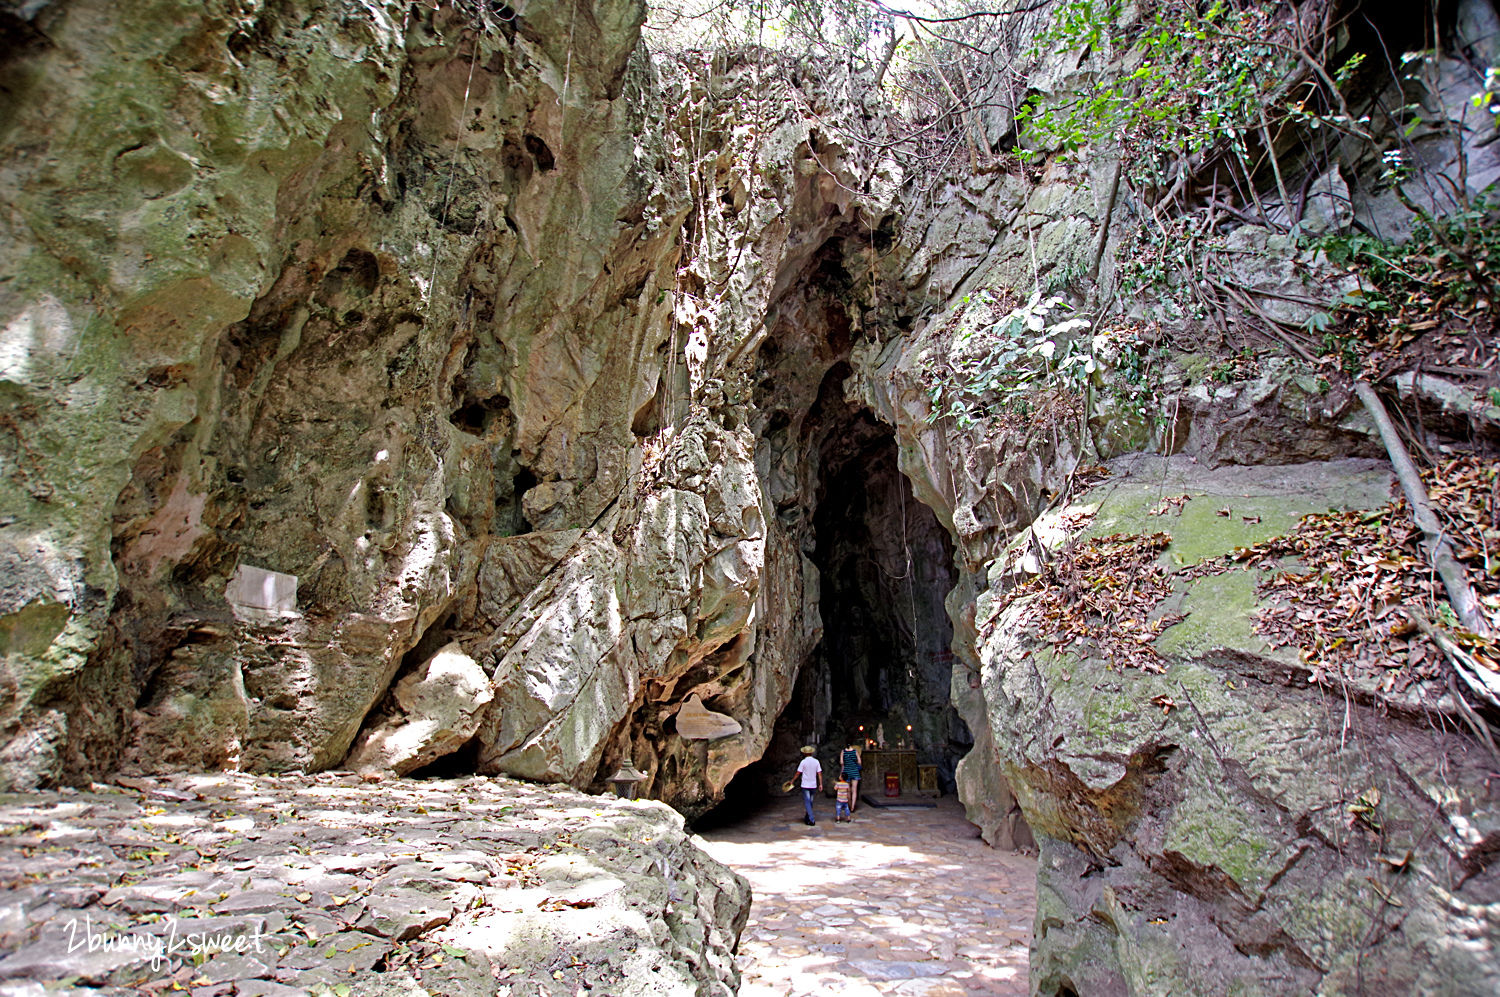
[698,794,1036,997]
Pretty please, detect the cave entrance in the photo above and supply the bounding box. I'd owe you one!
[701,382,967,827]
[797,407,966,796]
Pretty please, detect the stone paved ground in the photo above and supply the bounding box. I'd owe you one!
[697,794,1035,997]
[0,774,748,996]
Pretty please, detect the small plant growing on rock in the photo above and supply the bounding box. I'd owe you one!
[924,290,1092,428]
[1305,193,1500,376]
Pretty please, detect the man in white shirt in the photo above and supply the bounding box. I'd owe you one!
[795,745,822,826]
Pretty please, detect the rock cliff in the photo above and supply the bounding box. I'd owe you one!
[0,0,984,810]
[0,0,771,801]
[4,0,1500,993]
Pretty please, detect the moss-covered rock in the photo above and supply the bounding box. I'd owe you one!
[973,454,1500,996]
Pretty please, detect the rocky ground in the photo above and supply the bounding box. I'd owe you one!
[0,774,749,996]
[698,794,1035,996]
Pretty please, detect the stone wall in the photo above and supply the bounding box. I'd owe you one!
[6,0,1500,992]
[0,0,960,818]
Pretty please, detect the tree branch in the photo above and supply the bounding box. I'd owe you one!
[1355,380,1494,640]
[869,0,1053,25]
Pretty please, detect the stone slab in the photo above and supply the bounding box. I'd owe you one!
[224,564,298,620]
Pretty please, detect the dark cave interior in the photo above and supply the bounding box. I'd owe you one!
[702,390,969,827]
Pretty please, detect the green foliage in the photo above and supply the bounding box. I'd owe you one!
[924,290,1092,428]
[1113,219,1227,323]
[1017,0,1296,186]
[1312,195,1500,309]
[1102,327,1166,423]
[1207,346,1257,384]
[924,294,1168,432]
[1043,256,1090,295]
[1306,192,1500,363]
[1318,331,1361,376]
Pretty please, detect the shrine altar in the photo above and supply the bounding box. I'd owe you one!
[859,749,918,798]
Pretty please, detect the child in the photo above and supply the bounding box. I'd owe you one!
[834,774,852,822]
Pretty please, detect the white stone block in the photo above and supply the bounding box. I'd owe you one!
[224,564,299,622]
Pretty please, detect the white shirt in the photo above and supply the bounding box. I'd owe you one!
[797,756,821,788]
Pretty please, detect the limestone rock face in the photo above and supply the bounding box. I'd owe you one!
[856,226,1497,988]
[8,4,1500,992]
[346,641,492,776]
[0,0,861,816]
[1,0,465,780]
[970,456,1500,995]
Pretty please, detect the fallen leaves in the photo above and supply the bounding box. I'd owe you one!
[1148,494,1191,517]
[1074,464,1113,489]
[999,529,1185,672]
[1196,457,1500,696]
[1378,848,1413,873]
[538,897,598,912]
[1366,877,1403,907]
[1329,214,1500,380]
[994,457,1499,724]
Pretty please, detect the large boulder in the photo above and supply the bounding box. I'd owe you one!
[973,454,1500,995]
[346,642,493,776]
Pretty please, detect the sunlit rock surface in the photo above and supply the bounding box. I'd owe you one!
[972,456,1500,995]
[0,774,748,995]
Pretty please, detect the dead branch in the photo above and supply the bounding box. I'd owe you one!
[1404,611,1500,749]
[1089,156,1123,283]
[1356,381,1493,641]
[910,24,992,169]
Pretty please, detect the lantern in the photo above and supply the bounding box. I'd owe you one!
[607,762,647,799]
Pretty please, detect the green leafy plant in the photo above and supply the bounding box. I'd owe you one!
[1207,346,1258,384]
[1306,193,1500,365]
[924,291,1093,428]
[1318,331,1361,376]
[1043,257,1090,295]
[1017,0,1297,189]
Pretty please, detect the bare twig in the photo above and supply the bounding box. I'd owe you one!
[910,23,992,169]
[1404,612,1500,748]
[869,0,1052,25]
